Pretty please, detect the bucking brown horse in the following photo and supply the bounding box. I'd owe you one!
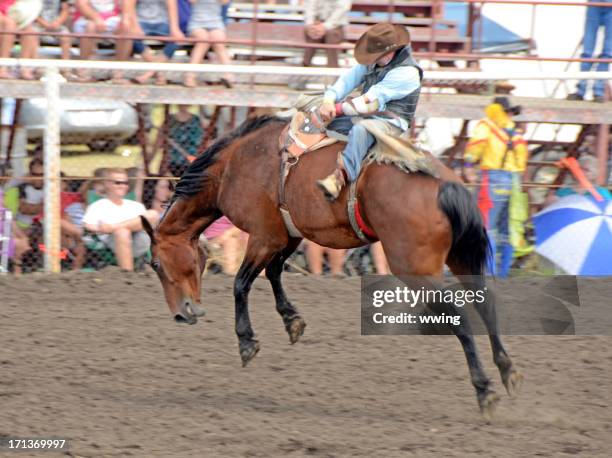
[141,115,522,417]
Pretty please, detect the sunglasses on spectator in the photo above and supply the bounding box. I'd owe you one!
[111,180,129,185]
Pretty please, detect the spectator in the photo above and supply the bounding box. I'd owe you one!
[0,0,43,79]
[305,241,345,276]
[73,0,132,82]
[463,97,529,278]
[165,104,205,176]
[184,0,233,88]
[82,168,158,271]
[123,0,184,85]
[201,216,245,275]
[220,0,230,26]
[302,0,351,68]
[3,157,45,274]
[33,0,72,63]
[60,173,86,269]
[567,0,611,103]
[370,241,389,274]
[0,161,29,275]
[142,176,172,216]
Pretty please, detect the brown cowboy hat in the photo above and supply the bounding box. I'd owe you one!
[354,23,411,65]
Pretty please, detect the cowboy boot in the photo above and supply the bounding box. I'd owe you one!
[317,152,347,202]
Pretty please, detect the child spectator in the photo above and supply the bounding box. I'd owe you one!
[3,157,45,274]
[0,0,43,79]
[124,0,184,85]
[73,0,132,82]
[142,176,172,217]
[82,168,158,271]
[33,0,72,62]
[0,161,29,275]
[184,0,233,88]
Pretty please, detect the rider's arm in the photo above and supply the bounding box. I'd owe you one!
[362,66,420,110]
[323,64,368,104]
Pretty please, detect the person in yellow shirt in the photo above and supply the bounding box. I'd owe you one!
[463,97,528,278]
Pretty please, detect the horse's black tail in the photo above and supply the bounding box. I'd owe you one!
[437,181,491,276]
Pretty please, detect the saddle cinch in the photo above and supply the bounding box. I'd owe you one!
[276,97,438,243]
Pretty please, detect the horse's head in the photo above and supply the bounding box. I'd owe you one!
[141,216,207,325]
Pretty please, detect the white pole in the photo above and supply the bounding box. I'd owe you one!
[43,66,62,274]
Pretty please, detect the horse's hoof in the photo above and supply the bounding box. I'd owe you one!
[503,370,523,399]
[240,340,260,367]
[478,391,501,422]
[288,316,306,344]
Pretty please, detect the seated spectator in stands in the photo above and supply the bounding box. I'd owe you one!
[184,0,233,88]
[3,157,45,274]
[142,176,172,217]
[80,167,108,203]
[33,0,72,64]
[82,168,158,271]
[60,173,86,269]
[165,104,205,176]
[0,0,43,79]
[201,216,245,275]
[123,0,184,85]
[305,241,345,276]
[302,0,350,68]
[73,0,132,82]
[0,161,29,275]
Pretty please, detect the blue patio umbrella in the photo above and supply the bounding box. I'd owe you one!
[534,194,612,275]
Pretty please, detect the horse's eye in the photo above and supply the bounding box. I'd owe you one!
[151,260,160,271]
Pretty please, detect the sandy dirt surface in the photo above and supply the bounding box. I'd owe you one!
[1,269,611,457]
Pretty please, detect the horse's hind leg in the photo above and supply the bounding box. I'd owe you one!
[381,238,499,418]
[265,237,306,344]
[451,268,523,399]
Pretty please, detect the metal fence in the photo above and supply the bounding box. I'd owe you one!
[0,61,610,276]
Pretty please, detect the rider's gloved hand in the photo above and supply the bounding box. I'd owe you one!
[319,101,337,123]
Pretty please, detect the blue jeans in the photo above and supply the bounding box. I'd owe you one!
[481,170,515,278]
[133,22,179,59]
[576,1,612,97]
[327,116,376,182]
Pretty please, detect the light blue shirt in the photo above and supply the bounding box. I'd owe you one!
[324,64,421,131]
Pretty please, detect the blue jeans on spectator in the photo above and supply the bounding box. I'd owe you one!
[481,170,515,278]
[327,116,376,182]
[221,1,232,25]
[576,1,612,98]
[133,22,179,58]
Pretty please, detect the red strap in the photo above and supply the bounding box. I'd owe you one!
[354,200,377,240]
[477,171,492,227]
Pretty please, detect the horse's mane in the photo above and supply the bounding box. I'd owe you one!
[173,115,281,199]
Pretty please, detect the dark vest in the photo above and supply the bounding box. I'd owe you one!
[362,46,423,126]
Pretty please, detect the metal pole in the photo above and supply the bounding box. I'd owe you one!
[595,123,609,186]
[43,66,62,274]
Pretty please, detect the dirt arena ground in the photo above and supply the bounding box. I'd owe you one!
[1,269,611,457]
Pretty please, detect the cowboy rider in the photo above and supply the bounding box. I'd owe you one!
[316,22,423,201]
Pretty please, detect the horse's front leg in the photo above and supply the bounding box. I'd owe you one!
[233,237,282,367]
[265,238,306,344]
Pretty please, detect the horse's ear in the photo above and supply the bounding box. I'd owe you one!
[140,215,155,244]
